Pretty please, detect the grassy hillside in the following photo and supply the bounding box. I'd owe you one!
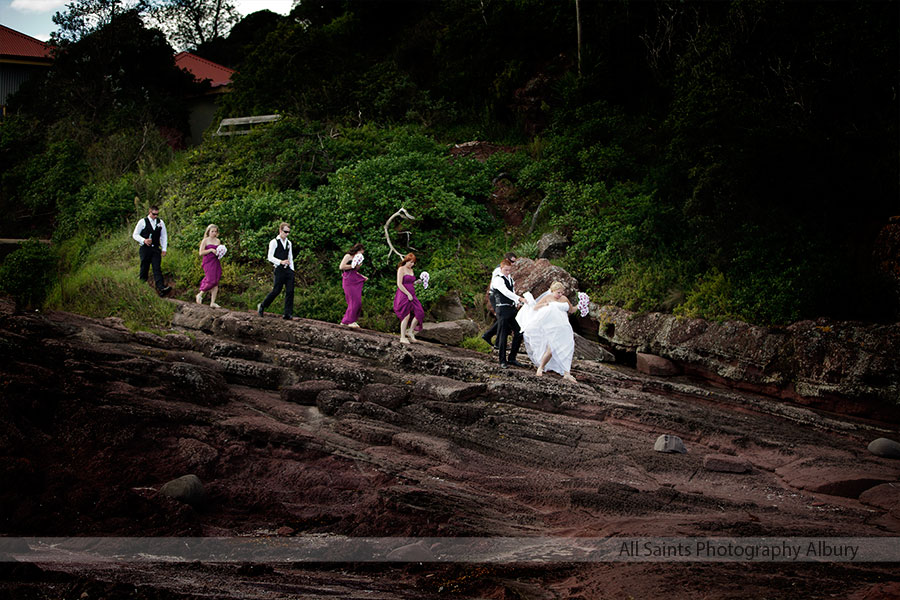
[1,1,896,329]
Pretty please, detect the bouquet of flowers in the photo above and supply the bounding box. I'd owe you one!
[215,245,227,259]
[419,271,430,289]
[351,253,364,268]
[577,292,590,317]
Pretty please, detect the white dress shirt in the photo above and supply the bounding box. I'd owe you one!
[132,216,167,251]
[267,236,294,270]
[491,273,521,305]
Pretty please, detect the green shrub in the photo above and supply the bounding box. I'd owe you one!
[163,245,202,298]
[292,280,346,323]
[82,178,139,231]
[54,177,138,241]
[599,257,689,313]
[551,182,661,289]
[45,262,174,330]
[0,239,58,312]
[47,230,177,330]
[674,269,740,322]
[55,231,96,272]
[512,240,538,260]
[85,127,174,181]
[460,336,492,353]
[21,140,88,213]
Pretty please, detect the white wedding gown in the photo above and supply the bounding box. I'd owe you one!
[516,299,575,375]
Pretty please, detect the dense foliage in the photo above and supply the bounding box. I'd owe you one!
[1,0,897,329]
[0,240,57,312]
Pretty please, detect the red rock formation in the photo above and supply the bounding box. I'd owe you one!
[0,298,898,598]
[597,305,900,421]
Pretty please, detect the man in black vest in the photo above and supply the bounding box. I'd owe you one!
[490,259,526,368]
[132,205,171,296]
[482,252,517,348]
[258,222,295,320]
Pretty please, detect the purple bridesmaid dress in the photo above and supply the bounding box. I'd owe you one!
[199,245,221,291]
[341,268,366,324]
[393,274,424,331]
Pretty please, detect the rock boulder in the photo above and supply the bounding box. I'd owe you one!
[511,258,579,299]
[636,353,680,377]
[573,333,615,362]
[429,291,468,321]
[158,474,205,506]
[413,376,487,403]
[868,438,900,459]
[537,232,568,259]
[417,319,479,346]
[654,434,686,453]
[597,305,900,418]
[317,389,356,416]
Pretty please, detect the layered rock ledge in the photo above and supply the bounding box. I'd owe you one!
[1,298,898,599]
[595,306,900,421]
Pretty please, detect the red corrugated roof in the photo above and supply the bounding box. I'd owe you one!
[174,51,234,88]
[0,24,52,60]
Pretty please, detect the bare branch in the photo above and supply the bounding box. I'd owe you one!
[383,207,416,260]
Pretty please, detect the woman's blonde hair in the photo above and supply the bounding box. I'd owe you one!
[398,252,416,269]
[200,224,218,249]
[550,281,565,293]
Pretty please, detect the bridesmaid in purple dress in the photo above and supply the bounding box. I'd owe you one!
[195,224,222,308]
[339,243,368,327]
[393,252,425,344]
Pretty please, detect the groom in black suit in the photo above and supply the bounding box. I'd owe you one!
[482,251,518,348]
[491,259,526,368]
[258,222,295,320]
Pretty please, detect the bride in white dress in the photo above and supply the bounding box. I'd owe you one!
[516,281,578,382]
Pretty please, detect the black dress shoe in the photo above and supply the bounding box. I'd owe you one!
[158,285,172,296]
[500,362,509,369]
[507,360,526,368]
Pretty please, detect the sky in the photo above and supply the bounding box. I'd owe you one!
[0,0,295,42]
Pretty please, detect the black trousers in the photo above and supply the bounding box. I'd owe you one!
[481,290,500,344]
[496,305,522,365]
[261,266,294,318]
[138,245,165,290]
[483,319,499,343]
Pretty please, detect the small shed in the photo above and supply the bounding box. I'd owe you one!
[174,51,236,145]
[0,24,52,117]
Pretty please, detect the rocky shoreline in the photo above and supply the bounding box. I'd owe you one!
[592,306,900,422]
[0,298,898,598]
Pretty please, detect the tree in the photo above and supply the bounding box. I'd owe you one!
[149,0,240,51]
[51,0,149,45]
[193,9,287,69]
[17,10,197,132]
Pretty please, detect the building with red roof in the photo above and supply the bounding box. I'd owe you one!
[174,51,234,89]
[0,24,53,116]
[1,29,235,145]
[174,51,235,145]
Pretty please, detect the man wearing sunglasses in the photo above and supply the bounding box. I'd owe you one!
[257,222,295,320]
[132,205,171,296]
